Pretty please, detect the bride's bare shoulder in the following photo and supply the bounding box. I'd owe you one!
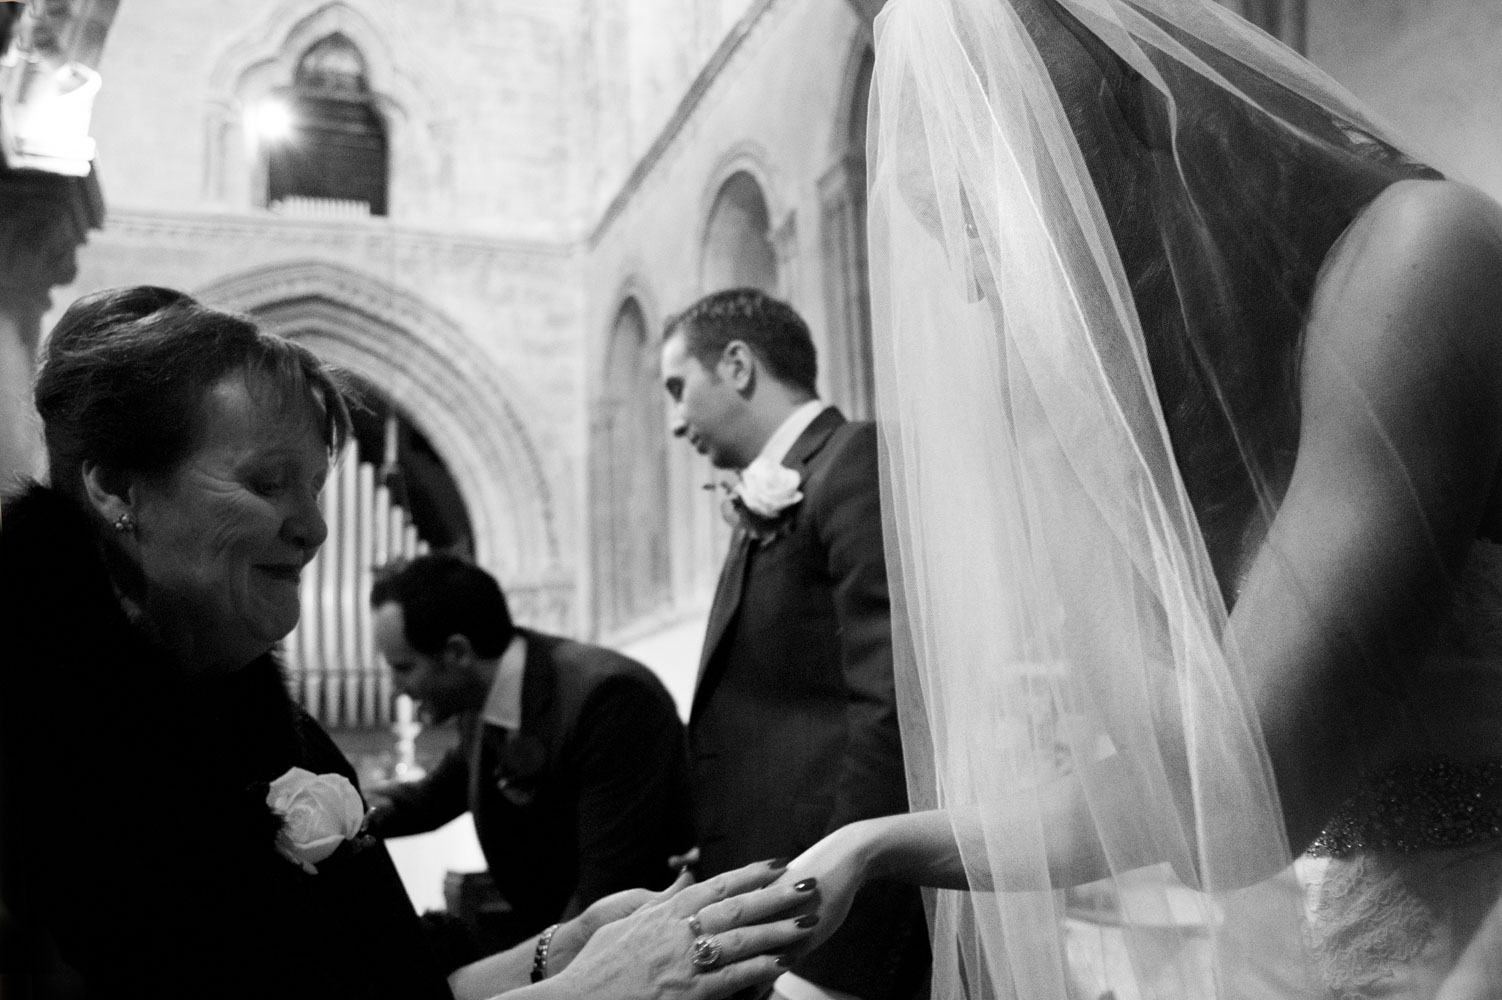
[1309,178,1502,365]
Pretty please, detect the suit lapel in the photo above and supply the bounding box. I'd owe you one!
[780,406,845,479]
[464,711,485,811]
[470,632,552,825]
[516,630,553,738]
[696,527,753,688]
[692,407,847,712]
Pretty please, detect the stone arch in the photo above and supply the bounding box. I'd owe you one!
[593,272,664,395]
[202,2,452,212]
[698,143,785,224]
[699,166,778,295]
[194,260,559,583]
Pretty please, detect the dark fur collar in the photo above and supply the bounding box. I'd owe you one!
[1,483,308,843]
[1,486,446,1000]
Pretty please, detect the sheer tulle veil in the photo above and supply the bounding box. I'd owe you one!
[867,0,1433,997]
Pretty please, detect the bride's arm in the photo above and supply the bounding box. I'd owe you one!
[785,750,1173,942]
[1226,179,1502,853]
[789,181,1502,934]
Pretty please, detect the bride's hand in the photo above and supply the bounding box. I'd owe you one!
[779,820,881,955]
[545,859,819,1000]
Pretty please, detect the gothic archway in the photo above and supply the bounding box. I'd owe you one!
[195,260,562,596]
[203,1,452,213]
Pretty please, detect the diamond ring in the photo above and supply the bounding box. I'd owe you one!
[690,933,723,971]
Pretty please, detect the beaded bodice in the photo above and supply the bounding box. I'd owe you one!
[1307,760,1502,857]
[1307,541,1502,859]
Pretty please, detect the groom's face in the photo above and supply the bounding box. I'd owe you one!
[661,330,744,469]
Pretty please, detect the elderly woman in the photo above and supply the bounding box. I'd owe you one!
[0,286,813,1000]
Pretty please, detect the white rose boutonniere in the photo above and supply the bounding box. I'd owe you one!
[736,457,804,518]
[266,767,365,875]
[714,457,803,544]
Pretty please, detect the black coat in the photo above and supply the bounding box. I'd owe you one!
[692,409,930,1000]
[0,485,452,1000]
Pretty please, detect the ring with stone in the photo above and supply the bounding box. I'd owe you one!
[690,933,723,971]
[687,914,704,937]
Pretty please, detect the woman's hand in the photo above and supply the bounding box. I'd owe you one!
[544,858,818,1000]
[446,886,669,999]
[545,885,663,977]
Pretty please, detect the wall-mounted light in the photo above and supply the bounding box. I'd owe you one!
[0,56,101,176]
[246,96,294,146]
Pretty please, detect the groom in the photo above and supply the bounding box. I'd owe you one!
[661,288,928,1000]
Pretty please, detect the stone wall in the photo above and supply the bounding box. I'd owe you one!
[1308,0,1502,201]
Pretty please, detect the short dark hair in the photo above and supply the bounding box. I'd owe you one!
[34,285,352,508]
[370,554,515,659]
[663,288,817,396]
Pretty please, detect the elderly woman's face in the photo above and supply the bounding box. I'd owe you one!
[132,374,330,670]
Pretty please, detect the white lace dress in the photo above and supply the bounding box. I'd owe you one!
[1300,542,1502,999]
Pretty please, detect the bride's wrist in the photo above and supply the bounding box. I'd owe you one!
[843,816,897,880]
[860,810,968,888]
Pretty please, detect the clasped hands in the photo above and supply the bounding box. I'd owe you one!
[447,828,872,1000]
[536,857,826,1000]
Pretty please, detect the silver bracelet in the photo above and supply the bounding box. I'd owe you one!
[531,923,560,984]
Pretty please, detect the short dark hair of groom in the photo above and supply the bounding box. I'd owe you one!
[370,553,514,659]
[663,288,818,397]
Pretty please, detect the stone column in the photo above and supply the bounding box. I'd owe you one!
[843,0,885,28]
[0,169,101,490]
[1226,0,1308,52]
[770,210,800,307]
[818,153,874,419]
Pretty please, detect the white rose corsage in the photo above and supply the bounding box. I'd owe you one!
[265,767,366,875]
[717,457,803,543]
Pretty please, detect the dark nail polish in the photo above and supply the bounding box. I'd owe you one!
[795,914,820,928]
[775,955,795,968]
[766,856,790,870]
[794,878,817,892]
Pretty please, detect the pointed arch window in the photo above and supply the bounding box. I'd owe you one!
[591,298,672,633]
[701,171,778,293]
[266,34,389,215]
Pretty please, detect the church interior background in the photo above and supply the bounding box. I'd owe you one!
[3,0,1500,911]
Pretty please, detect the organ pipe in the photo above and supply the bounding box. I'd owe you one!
[283,451,427,729]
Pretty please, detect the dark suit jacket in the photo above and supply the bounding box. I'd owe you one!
[692,408,929,1000]
[371,629,692,941]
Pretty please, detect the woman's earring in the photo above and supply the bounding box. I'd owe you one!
[112,512,136,533]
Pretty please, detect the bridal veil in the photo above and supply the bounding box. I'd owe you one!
[867,0,1433,996]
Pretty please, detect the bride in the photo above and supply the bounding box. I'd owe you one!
[782,0,1502,997]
